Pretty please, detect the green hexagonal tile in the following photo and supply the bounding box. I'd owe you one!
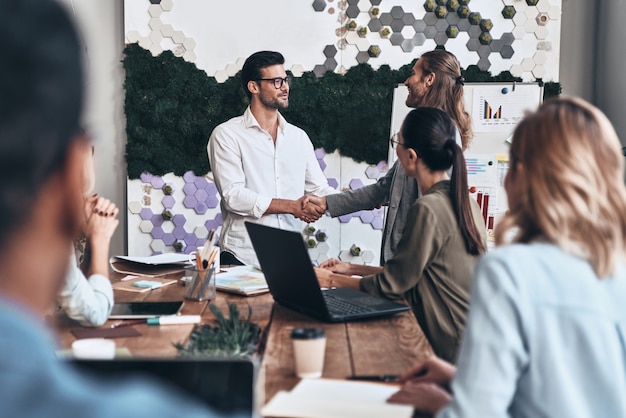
[446,25,459,38]
[424,0,436,12]
[468,12,481,25]
[502,5,516,19]
[479,31,492,45]
[479,19,493,31]
[435,5,448,18]
[446,0,459,11]
[457,5,470,18]
[436,0,446,5]
[458,0,470,4]
[526,0,539,5]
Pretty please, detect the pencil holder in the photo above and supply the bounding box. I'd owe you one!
[184,266,216,301]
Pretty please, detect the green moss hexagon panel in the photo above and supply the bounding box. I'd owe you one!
[526,0,539,5]
[468,12,482,25]
[502,5,516,19]
[424,0,436,12]
[435,5,448,18]
[446,0,460,11]
[457,5,470,18]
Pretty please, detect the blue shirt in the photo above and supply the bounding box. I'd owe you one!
[0,298,219,418]
[438,242,626,418]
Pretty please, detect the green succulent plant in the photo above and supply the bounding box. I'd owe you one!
[174,303,260,358]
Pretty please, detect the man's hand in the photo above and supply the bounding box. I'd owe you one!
[387,381,451,414]
[294,195,325,223]
[303,195,327,212]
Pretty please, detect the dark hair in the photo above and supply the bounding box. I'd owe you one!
[417,50,473,150]
[240,51,285,100]
[0,0,83,245]
[401,108,485,255]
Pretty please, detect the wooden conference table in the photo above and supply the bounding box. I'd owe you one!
[52,271,434,406]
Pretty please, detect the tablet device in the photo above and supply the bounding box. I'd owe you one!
[108,301,183,319]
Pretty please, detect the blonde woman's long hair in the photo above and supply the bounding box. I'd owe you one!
[495,96,626,277]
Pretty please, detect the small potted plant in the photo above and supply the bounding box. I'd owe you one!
[307,238,318,249]
[162,184,174,195]
[379,27,391,38]
[350,244,361,257]
[357,26,368,38]
[347,20,358,31]
[162,210,173,220]
[368,7,380,18]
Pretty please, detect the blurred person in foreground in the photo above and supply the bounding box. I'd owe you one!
[0,0,224,416]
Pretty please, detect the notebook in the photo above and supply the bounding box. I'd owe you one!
[245,222,410,322]
[69,357,258,417]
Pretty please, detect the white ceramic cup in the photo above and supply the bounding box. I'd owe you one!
[72,338,116,359]
[291,328,326,378]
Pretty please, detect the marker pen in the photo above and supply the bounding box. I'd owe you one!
[146,315,202,326]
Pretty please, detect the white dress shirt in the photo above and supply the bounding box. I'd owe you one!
[208,107,336,266]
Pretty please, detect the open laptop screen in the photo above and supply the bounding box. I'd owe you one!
[68,357,257,417]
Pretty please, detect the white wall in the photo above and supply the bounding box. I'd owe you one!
[59,0,127,257]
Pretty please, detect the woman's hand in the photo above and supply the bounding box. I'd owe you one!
[399,355,456,387]
[387,381,451,414]
[319,258,353,275]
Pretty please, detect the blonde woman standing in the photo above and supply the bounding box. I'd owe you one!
[390,97,626,417]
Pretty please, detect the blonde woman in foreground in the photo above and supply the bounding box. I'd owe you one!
[388,97,626,417]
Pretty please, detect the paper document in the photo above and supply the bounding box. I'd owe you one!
[261,378,413,418]
[215,266,268,296]
[113,253,191,265]
[110,254,191,277]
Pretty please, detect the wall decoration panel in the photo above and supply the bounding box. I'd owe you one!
[125,0,561,262]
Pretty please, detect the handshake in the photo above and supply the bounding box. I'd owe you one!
[294,195,327,224]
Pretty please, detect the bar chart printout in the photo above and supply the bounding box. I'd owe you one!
[471,85,540,133]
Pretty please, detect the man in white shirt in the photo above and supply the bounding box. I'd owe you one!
[208,51,335,266]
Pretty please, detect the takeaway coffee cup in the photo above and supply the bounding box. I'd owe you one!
[291,328,326,378]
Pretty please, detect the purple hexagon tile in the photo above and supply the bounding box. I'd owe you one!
[195,202,208,215]
[314,148,326,159]
[376,160,389,172]
[371,216,384,230]
[151,226,164,239]
[162,195,175,209]
[183,195,198,209]
[349,178,364,190]
[327,178,339,189]
[194,176,208,189]
[195,189,208,202]
[359,211,374,223]
[183,183,197,195]
[365,166,381,179]
[150,176,165,189]
[150,214,164,227]
[206,195,219,209]
[173,226,187,240]
[183,171,196,183]
[338,213,354,223]
[172,214,186,227]
[140,172,154,183]
[162,233,176,246]
[195,238,205,247]
[205,182,217,195]
[185,245,197,254]
[139,207,153,220]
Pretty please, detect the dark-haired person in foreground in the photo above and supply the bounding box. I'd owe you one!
[208,50,336,267]
[0,1,220,416]
[317,108,486,362]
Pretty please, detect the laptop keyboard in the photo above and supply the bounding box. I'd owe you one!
[322,292,375,315]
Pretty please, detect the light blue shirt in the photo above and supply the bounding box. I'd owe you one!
[438,242,626,418]
[0,298,219,418]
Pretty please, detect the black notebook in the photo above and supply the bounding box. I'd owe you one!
[245,222,409,323]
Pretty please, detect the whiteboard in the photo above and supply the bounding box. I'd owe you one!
[389,82,543,234]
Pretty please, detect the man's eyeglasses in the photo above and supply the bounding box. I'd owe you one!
[255,76,291,89]
[389,132,406,149]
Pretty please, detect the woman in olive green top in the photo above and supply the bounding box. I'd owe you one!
[317,108,487,362]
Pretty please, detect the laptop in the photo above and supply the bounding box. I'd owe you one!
[245,222,410,322]
[69,357,258,418]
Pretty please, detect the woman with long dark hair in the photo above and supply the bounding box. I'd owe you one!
[317,107,486,362]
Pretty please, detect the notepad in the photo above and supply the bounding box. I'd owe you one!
[109,254,191,277]
[215,266,269,296]
[261,378,413,418]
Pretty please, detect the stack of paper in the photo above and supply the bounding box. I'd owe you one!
[110,253,192,277]
[261,379,413,418]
